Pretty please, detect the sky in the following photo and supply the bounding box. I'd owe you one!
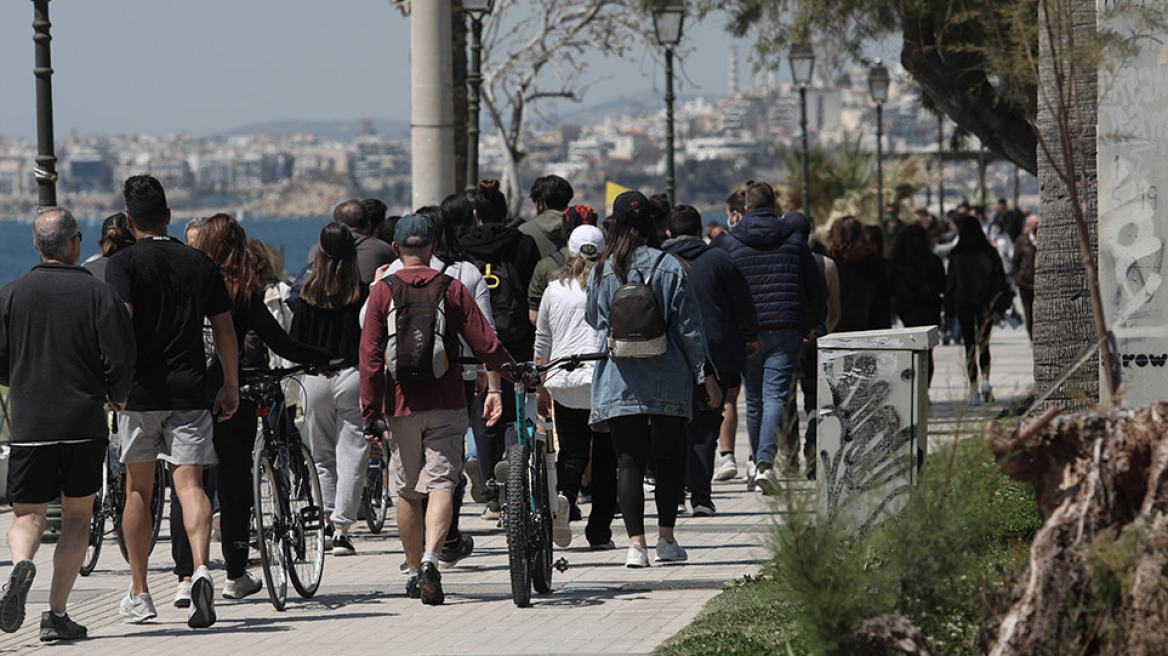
[0,1,760,139]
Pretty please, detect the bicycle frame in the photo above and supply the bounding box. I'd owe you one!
[512,380,558,519]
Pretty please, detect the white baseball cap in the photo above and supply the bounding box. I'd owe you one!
[568,224,605,261]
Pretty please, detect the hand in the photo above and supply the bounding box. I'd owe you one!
[363,419,389,447]
[745,340,759,358]
[474,371,488,395]
[536,386,552,420]
[107,396,127,412]
[374,263,392,281]
[704,377,723,409]
[483,392,503,427]
[213,385,240,422]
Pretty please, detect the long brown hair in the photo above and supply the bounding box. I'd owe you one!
[593,207,658,284]
[197,213,257,310]
[301,222,361,310]
[828,216,878,264]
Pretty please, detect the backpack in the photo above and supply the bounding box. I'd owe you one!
[383,272,457,383]
[471,257,533,346]
[606,252,670,359]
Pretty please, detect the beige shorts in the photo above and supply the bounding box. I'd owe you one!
[388,408,468,500]
[118,410,217,466]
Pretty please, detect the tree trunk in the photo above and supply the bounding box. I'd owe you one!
[1032,0,1099,410]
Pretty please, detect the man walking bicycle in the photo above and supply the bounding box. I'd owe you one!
[0,208,135,641]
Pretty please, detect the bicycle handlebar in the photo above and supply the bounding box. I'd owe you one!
[500,352,607,378]
[241,358,347,383]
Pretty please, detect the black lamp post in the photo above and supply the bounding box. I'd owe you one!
[652,2,684,206]
[463,0,494,201]
[789,41,814,216]
[32,0,57,209]
[868,59,890,224]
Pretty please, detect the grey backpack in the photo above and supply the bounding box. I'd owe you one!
[606,252,669,358]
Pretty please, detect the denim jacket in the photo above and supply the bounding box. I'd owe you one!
[585,245,708,427]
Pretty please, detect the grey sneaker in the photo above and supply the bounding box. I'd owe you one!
[187,567,216,629]
[119,591,158,623]
[222,571,263,600]
[0,560,36,633]
[625,544,650,568]
[39,611,87,642]
[655,539,688,563]
[174,578,192,608]
[553,494,573,547]
[439,534,474,569]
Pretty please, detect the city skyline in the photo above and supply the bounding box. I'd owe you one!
[0,1,749,140]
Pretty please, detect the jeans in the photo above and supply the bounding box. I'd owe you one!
[744,328,804,468]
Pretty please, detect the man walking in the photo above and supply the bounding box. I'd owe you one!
[360,213,514,605]
[718,181,826,495]
[105,175,240,628]
[0,208,135,641]
[307,199,395,286]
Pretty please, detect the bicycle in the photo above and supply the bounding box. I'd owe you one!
[80,423,166,577]
[499,352,607,607]
[361,434,392,534]
[241,362,336,611]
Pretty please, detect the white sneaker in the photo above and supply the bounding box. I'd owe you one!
[746,459,758,492]
[655,539,688,563]
[755,465,781,497]
[553,494,573,548]
[173,579,192,608]
[713,452,738,481]
[211,512,221,541]
[980,382,994,404]
[625,544,650,568]
[222,571,263,600]
[187,566,216,629]
[119,591,157,623]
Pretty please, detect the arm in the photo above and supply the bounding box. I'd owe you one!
[467,266,496,330]
[666,265,708,386]
[799,242,828,331]
[823,256,842,333]
[248,292,333,365]
[534,288,554,362]
[98,292,137,408]
[208,310,240,421]
[450,280,514,375]
[360,281,391,425]
[721,257,759,344]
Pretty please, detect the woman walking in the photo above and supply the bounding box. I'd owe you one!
[585,191,717,568]
[945,216,1009,405]
[829,216,891,333]
[888,223,946,383]
[290,222,368,556]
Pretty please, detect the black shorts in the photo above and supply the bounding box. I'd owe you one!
[7,439,107,504]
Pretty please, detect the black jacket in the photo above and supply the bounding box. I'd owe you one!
[946,246,1006,316]
[0,263,135,443]
[890,253,946,327]
[663,236,759,374]
[459,224,541,287]
[834,256,892,333]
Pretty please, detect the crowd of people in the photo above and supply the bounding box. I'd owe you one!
[0,172,1037,641]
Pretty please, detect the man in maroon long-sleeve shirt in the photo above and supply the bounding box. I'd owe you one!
[360,213,514,606]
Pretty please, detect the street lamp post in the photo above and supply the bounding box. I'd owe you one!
[652,2,684,206]
[789,42,815,216]
[32,0,57,209]
[868,59,890,225]
[463,0,494,201]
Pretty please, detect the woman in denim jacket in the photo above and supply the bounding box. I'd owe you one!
[585,191,721,568]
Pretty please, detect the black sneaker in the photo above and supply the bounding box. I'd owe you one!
[405,574,421,599]
[439,534,474,568]
[419,562,444,605]
[39,611,87,642]
[0,560,36,633]
[332,532,356,556]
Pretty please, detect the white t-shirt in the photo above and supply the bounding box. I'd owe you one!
[534,277,603,409]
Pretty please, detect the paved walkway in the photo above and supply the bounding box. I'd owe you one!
[0,323,1034,655]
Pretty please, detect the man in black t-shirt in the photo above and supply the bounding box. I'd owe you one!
[105,175,239,630]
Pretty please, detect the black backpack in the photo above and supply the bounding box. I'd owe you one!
[383,272,457,383]
[471,256,533,346]
[606,252,670,358]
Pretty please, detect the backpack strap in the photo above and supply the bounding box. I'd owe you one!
[641,251,670,285]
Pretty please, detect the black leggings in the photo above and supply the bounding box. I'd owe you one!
[957,305,992,384]
[555,403,617,546]
[608,414,687,537]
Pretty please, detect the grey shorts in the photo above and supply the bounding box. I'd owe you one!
[118,410,218,466]
[388,409,467,500]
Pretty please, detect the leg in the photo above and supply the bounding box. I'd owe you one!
[584,424,618,547]
[329,369,370,532]
[650,416,688,543]
[170,464,212,571]
[211,402,257,580]
[302,373,340,522]
[608,415,652,546]
[718,385,740,455]
[756,330,803,469]
[743,344,765,462]
[424,491,454,553]
[7,503,47,563]
[170,480,193,581]
[1021,286,1035,340]
[554,403,592,517]
[397,496,425,569]
[124,461,159,595]
[977,308,993,381]
[685,420,718,508]
[49,495,97,614]
[957,307,979,385]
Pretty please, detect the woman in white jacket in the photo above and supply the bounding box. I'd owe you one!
[534,224,617,550]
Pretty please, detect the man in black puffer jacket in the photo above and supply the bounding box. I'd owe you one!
[663,205,759,515]
[717,181,826,496]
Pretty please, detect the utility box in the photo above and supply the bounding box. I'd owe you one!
[816,326,938,532]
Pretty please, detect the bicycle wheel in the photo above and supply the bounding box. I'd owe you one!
[288,442,325,598]
[115,460,166,562]
[363,441,390,534]
[531,439,554,594]
[79,461,108,577]
[505,442,532,607]
[253,449,288,611]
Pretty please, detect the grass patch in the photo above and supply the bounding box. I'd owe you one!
[657,437,1041,656]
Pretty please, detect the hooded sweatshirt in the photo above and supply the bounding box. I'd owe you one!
[718,209,826,334]
[459,224,541,358]
[519,208,567,259]
[662,235,759,374]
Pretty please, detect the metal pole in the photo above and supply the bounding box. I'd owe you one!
[937,114,945,219]
[1013,163,1020,209]
[664,47,676,206]
[875,102,884,224]
[799,85,810,215]
[32,0,57,209]
[464,16,483,201]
